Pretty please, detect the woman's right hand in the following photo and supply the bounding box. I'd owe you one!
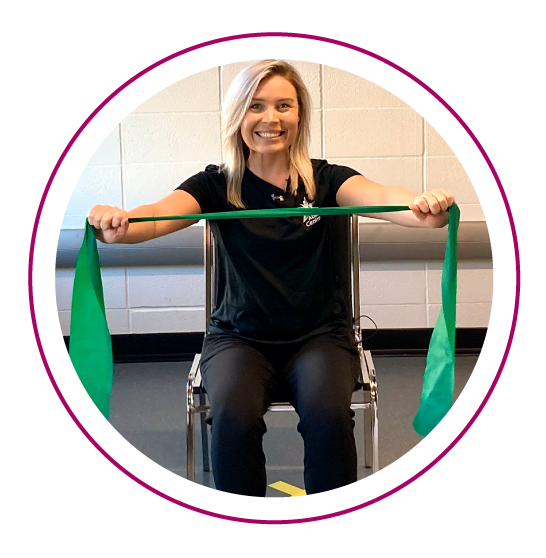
[87,205,130,244]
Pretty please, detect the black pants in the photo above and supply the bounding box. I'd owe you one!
[199,330,361,497]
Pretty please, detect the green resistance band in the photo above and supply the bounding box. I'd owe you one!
[69,204,460,437]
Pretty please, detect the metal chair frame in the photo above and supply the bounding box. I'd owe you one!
[186,215,379,482]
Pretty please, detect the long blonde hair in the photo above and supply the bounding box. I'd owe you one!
[221,60,315,208]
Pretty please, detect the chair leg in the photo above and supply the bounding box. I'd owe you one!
[186,406,195,482]
[363,350,379,473]
[370,389,379,473]
[199,392,210,472]
[364,396,373,469]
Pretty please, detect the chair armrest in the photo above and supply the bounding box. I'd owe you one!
[358,348,375,390]
[188,353,204,393]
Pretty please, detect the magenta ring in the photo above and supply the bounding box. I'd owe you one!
[28,32,521,525]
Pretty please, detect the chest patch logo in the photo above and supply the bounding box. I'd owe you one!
[301,197,321,227]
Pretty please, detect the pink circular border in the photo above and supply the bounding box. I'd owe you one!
[28,32,520,524]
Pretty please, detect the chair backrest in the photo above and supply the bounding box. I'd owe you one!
[330,214,362,343]
[203,215,362,342]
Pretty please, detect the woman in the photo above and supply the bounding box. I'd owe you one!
[88,60,455,497]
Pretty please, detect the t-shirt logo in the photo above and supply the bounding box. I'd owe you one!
[301,197,321,227]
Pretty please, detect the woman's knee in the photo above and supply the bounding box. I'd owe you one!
[209,399,267,439]
[297,402,355,434]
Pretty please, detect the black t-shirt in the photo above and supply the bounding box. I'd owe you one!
[176,159,361,344]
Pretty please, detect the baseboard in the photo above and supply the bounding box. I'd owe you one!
[63,328,486,363]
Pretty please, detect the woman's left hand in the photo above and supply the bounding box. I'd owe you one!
[409,188,455,228]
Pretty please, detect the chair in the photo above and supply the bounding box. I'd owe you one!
[186,215,379,482]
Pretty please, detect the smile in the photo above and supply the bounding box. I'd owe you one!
[255,131,284,138]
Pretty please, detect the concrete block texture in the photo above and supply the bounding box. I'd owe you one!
[56,267,127,311]
[426,122,455,156]
[124,162,214,208]
[426,156,479,204]
[427,260,492,327]
[428,303,491,328]
[360,262,427,305]
[324,109,423,158]
[65,166,122,228]
[58,309,129,336]
[130,307,205,333]
[323,65,408,109]
[360,304,428,329]
[132,68,220,113]
[458,204,485,221]
[87,126,121,166]
[122,113,221,163]
[427,260,493,304]
[329,157,423,193]
[127,266,204,308]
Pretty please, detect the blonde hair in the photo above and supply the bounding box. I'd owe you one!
[221,60,315,208]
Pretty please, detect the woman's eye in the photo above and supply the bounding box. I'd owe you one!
[248,102,291,111]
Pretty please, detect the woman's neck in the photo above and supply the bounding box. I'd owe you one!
[246,152,290,191]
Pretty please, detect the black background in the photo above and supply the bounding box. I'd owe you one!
[27,32,520,526]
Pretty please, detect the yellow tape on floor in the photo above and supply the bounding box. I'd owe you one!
[269,481,306,497]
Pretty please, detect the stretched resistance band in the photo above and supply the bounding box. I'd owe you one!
[69,204,459,437]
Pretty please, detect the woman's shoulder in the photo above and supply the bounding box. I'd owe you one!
[310,158,328,172]
[200,164,226,181]
[176,163,226,194]
[310,158,359,181]
[309,159,361,199]
[310,158,357,173]
[176,164,228,213]
[203,163,223,174]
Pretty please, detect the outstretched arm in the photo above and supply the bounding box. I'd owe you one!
[336,175,455,228]
[88,190,202,244]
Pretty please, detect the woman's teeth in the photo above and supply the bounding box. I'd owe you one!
[256,132,283,138]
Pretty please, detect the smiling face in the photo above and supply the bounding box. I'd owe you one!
[240,75,299,159]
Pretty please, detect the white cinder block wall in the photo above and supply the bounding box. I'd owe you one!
[57,61,492,335]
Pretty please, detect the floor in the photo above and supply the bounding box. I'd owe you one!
[109,355,476,496]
